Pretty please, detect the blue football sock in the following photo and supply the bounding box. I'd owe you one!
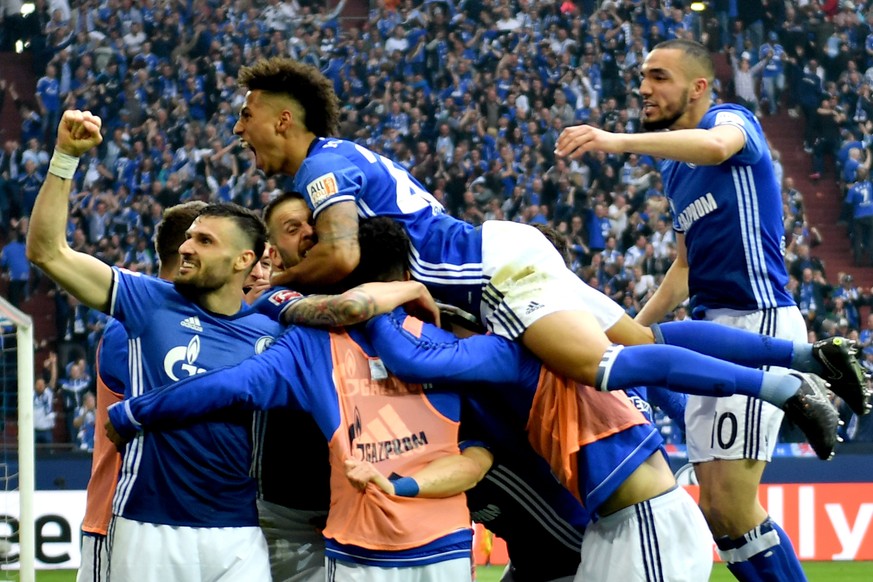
[654,321,795,368]
[715,517,808,582]
[597,344,798,404]
[758,373,801,407]
[789,343,819,374]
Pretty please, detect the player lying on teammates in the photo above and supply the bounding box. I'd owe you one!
[105,218,856,580]
[105,217,718,581]
[255,195,847,459]
[268,211,675,582]
[231,58,872,449]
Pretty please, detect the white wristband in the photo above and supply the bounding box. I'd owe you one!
[48,150,80,180]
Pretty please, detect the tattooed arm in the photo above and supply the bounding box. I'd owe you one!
[271,201,360,289]
[283,281,440,327]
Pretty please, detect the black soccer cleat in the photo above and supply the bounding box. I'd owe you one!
[812,337,872,416]
[782,371,840,461]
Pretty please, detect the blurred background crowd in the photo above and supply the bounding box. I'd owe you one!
[3,0,873,451]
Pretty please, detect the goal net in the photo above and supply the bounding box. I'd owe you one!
[0,296,34,582]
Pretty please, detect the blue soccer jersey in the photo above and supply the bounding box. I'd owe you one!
[293,138,485,315]
[461,395,588,580]
[659,104,795,317]
[364,311,663,518]
[98,319,128,396]
[108,324,469,568]
[107,268,282,528]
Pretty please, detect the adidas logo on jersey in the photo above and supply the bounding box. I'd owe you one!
[525,301,544,315]
[180,316,203,332]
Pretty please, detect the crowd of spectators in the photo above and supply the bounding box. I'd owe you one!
[3,0,873,448]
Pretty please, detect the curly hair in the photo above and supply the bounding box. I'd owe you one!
[238,57,341,137]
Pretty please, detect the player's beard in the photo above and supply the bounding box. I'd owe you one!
[173,263,227,298]
[641,89,689,132]
[273,245,304,271]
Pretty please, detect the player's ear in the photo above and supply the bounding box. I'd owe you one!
[690,77,709,101]
[268,244,284,273]
[276,108,293,133]
[236,249,257,274]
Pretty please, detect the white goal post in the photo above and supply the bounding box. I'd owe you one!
[0,296,34,582]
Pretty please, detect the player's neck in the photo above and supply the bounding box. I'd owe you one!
[196,283,245,316]
[283,132,319,176]
[671,104,708,131]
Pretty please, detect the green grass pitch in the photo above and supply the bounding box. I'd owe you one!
[472,562,873,581]
[0,562,869,580]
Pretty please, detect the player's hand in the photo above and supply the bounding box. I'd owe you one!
[401,282,441,327]
[56,110,103,157]
[104,419,130,451]
[243,278,271,305]
[270,266,296,289]
[555,124,624,158]
[344,458,395,494]
[353,281,440,326]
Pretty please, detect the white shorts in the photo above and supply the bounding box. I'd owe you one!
[480,221,625,340]
[77,533,109,582]
[576,487,713,582]
[685,306,808,463]
[109,516,270,582]
[326,556,471,582]
[258,498,327,582]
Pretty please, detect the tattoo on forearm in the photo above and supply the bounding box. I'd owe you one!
[286,290,378,327]
[318,207,359,244]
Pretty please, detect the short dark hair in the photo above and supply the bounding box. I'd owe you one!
[346,217,410,286]
[199,202,267,261]
[155,201,207,264]
[652,39,715,83]
[238,57,341,136]
[262,191,307,235]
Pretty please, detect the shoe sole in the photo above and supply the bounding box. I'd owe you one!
[817,338,873,416]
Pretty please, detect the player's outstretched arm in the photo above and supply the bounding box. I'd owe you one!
[287,282,439,327]
[271,201,361,289]
[26,110,113,311]
[555,123,745,166]
[365,311,526,385]
[254,281,440,328]
[104,336,303,445]
[344,446,492,499]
